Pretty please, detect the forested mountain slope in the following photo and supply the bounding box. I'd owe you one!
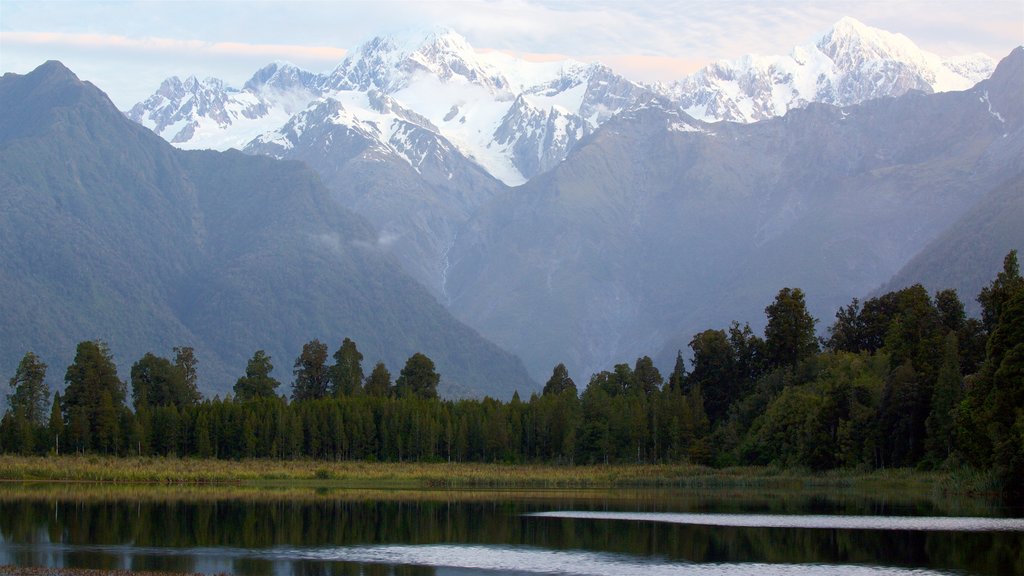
[0,61,535,398]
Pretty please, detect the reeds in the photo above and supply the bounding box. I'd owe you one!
[0,455,956,491]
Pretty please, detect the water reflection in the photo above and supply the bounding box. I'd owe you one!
[0,485,1021,576]
[529,510,1024,531]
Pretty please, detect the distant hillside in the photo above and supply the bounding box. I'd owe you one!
[446,48,1023,381]
[0,61,535,399]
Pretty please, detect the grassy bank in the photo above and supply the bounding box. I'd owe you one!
[0,454,959,491]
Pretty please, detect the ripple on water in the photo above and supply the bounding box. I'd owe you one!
[290,544,963,575]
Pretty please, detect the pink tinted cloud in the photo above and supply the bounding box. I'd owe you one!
[2,31,346,62]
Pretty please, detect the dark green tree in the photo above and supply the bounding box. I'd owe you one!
[688,329,736,424]
[292,339,330,401]
[925,331,961,465]
[826,298,865,353]
[666,350,686,394]
[48,393,63,455]
[173,346,202,406]
[234,350,280,401]
[935,289,966,334]
[330,338,364,397]
[131,352,195,410]
[977,249,1023,334]
[395,353,439,400]
[542,363,577,396]
[364,362,392,397]
[764,287,819,369]
[632,356,662,396]
[62,341,126,453]
[7,352,50,426]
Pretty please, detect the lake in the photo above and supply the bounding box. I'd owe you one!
[1,483,1021,575]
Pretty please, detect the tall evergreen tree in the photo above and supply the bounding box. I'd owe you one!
[234,350,280,401]
[131,352,194,410]
[925,332,961,465]
[364,362,392,397]
[330,338,364,397]
[62,341,126,453]
[173,346,202,406]
[688,329,736,424]
[395,353,439,399]
[293,339,330,401]
[764,287,819,370]
[632,356,662,396]
[666,350,686,394]
[977,250,1023,334]
[7,351,49,426]
[542,363,577,396]
[48,392,63,455]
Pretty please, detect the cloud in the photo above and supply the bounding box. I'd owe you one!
[1,31,347,62]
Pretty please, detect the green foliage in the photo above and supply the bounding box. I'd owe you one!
[131,352,198,411]
[395,353,440,400]
[977,249,1023,334]
[330,338,364,397]
[2,254,1020,498]
[364,362,392,397]
[62,341,127,454]
[292,339,330,401]
[234,350,280,401]
[764,287,819,370]
[925,332,962,466]
[7,351,49,426]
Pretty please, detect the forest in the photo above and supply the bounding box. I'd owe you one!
[2,251,1022,495]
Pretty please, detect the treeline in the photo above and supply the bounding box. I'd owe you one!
[2,252,1022,493]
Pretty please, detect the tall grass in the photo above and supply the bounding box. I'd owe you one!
[0,455,961,492]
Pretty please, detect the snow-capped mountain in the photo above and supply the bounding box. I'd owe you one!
[664,16,995,123]
[126,28,653,184]
[126,62,323,150]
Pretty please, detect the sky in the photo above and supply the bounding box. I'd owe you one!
[1,0,1022,109]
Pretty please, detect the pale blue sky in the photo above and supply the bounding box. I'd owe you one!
[2,0,1022,108]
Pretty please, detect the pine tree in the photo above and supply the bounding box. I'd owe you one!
[292,339,329,401]
[364,362,392,397]
[8,352,50,426]
[330,338,364,397]
[395,353,439,399]
[234,350,280,401]
[925,332,961,466]
[62,341,126,453]
[542,363,577,396]
[764,287,819,370]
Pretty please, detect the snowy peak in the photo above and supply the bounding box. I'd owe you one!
[126,75,266,144]
[668,16,996,123]
[817,16,924,71]
[127,65,323,149]
[243,61,322,93]
[325,28,511,95]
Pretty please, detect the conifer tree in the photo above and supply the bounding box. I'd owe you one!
[8,352,50,426]
[330,338,364,397]
[395,353,440,399]
[234,350,280,401]
[293,339,330,401]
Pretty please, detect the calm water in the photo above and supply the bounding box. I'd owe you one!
[0,484,1021,575]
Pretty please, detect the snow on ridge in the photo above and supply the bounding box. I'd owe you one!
[664,16,996,124]
[127,17,997,183]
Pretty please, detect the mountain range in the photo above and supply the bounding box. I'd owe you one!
[0,61,535,399]
[2,18,1021,397]
[446,47,1022,380]
[125,18,1003,301]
